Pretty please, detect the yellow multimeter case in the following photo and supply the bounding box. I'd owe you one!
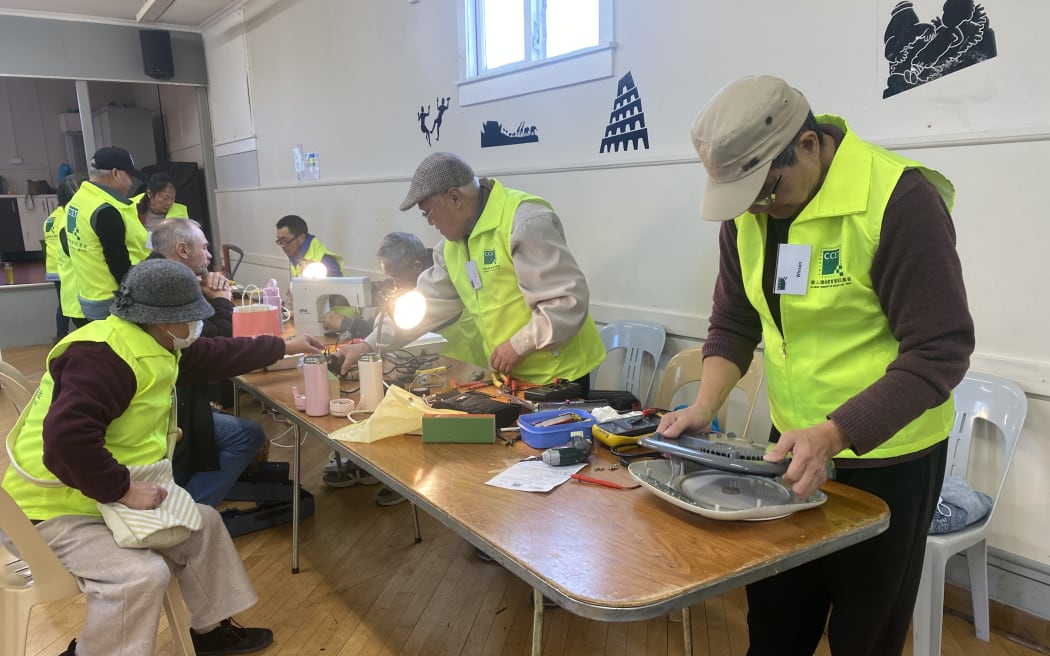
[591,410,666,448]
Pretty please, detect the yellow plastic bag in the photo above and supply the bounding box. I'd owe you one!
[331,384,463,444]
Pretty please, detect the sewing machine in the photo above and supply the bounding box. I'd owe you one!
[290,276,372,337]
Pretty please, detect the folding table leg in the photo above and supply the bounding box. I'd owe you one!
[531,588,544,656]
[291,424,301,574]
[682,606,693,655]
[411,504,422,543]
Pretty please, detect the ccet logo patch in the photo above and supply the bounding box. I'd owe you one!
[821,247,842,276]
[66,206,79,235]
[483,249,496,265]
[810,245,852,289]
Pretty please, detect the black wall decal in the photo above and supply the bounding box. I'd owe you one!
[883,0,997,98]
[600,71,650,153]
[414,97,453,147]
[480,120,539,148]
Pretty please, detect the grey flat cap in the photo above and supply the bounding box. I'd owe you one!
[399,152,476,211]
[110,259,215,324]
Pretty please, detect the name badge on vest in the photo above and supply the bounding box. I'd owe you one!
[465,260,483,290]
[774,243,811,295]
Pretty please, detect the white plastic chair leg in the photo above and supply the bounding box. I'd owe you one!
[967,540,990,641]
[1,593,33,656]
[912,548,948,656]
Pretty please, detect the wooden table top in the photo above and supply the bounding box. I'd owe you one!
[234,367,890,622]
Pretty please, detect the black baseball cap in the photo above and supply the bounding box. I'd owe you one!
[90,146,146,180]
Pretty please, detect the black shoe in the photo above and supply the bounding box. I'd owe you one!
[191,618,273,655]
[375,486,407,506]
[475,547,497,563]
[57,638,76,655]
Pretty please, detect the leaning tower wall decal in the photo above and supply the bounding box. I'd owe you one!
[599,71,650,153]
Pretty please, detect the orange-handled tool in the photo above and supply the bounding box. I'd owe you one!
[569,473,640,490]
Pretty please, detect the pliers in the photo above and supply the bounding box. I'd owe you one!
[492,371,515,394]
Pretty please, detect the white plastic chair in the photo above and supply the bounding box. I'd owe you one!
[0,486,196,656]
[0,362,35,415]
[652,349,764,439]
[911,371,1028,656]
[593,320,666,406]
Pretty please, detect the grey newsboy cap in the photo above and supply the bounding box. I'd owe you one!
[110,259,215,324]
[399,152,476,211]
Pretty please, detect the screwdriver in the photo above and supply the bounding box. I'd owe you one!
[541,430,593,466]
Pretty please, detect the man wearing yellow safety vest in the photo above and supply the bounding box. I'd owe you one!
[275,214,344,278]
[658,76,975,655]
[65,146,150,321]
[337,151,605,392]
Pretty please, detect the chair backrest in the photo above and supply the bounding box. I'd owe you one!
[221,243,244,279]
[0,362,35,415]
[945,371,1027,525]
[653,349,765,439]
[594,320,666,405]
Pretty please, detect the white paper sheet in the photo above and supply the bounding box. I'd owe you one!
[485,460,587,493]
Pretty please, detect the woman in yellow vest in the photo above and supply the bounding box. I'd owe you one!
[2,259,322,655]
[659,76,975,655]
[43,174,86,339]
[132,172,190,235]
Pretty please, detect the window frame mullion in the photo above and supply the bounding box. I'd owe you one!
[528,0,545,62]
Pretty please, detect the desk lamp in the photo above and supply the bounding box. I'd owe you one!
[359,290,427,411]
[374,290,427,360]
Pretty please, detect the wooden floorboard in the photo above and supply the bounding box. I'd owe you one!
[2,342,1047,655]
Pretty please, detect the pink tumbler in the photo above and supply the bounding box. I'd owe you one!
[302,354,330,416]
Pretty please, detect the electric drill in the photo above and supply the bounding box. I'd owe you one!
[541,430,592,466]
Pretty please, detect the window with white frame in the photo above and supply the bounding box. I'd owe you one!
[458,0,614,106]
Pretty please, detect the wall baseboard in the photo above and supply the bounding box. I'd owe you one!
[945,583,1050,651]
[945,550,1050,651]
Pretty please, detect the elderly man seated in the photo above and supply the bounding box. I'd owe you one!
[1,259,323,655]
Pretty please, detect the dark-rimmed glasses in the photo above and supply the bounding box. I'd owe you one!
[275,235,300,247]
[752,174,782,208]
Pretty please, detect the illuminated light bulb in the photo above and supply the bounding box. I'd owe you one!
[301,262,328,278]
[392,290,426,329]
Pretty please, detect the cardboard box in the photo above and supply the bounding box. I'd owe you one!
[422,413,496,443]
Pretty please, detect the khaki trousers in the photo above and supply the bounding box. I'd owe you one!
[33,504,257,656]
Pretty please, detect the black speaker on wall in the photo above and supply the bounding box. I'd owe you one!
[140,29,175,80]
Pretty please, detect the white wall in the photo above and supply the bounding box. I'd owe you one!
[0,77,77,193]
[205,0,1050,582]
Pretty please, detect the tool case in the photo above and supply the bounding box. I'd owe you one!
[522,380,581,402]
[427,389,522,428]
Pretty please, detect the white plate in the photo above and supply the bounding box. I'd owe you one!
[628,458,827,521]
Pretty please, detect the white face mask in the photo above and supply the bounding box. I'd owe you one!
[166,320,203,350]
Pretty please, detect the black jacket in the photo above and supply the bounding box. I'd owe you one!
[146,252,236,477]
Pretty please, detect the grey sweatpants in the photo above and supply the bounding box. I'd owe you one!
[28,505,257,656]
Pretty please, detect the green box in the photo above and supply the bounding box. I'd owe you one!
[421,414,496,444]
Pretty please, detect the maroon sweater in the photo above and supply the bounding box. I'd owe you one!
[702,126,975,463]
[40,334,286,503]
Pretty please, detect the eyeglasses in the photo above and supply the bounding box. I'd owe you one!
[752,174,782,208]
[275,235,300,247]
[420,192,449,221]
